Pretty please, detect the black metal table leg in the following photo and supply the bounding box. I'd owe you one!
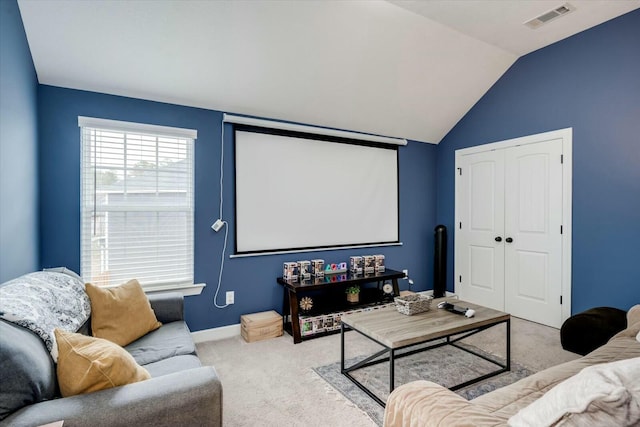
[506,318,511,371]
[341,322,345,373]
[389,349,395,393]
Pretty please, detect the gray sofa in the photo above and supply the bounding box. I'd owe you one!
[0,289,222,426]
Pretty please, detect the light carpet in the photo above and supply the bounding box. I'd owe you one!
[195,317,579,427]
[313,343,534,426]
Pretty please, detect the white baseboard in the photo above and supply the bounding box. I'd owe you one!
[191,323,240,343]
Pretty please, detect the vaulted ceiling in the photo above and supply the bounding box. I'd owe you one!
[17,0,639,143]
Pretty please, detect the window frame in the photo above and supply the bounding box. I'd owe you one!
[78,116,203,295]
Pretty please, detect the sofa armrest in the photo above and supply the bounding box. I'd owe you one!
[384,381,507,427]
[612,304,640,339]
[0,367,222,427]
[627,304,640,328]
[148,292,184,323]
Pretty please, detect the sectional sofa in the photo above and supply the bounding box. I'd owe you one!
[0,271,222,426]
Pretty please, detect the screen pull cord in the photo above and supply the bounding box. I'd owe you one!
[212,116,229,309]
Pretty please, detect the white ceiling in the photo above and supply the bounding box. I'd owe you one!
[389,0,639,56]
[17,0,639,143]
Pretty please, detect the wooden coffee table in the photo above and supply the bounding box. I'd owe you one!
[340,298,510,407]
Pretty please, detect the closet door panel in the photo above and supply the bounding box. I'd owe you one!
[456,150,505,311]
[504,140,563,328]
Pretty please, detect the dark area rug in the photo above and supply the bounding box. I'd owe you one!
[312,342,534,426]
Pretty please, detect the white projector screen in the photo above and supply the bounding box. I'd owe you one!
[234,127,400,255]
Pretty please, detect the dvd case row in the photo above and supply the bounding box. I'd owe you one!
[298,302,395,337]
[283,259,327,281]
[349,255,385,274]
[284,259,353,281]
[284,254,386,281]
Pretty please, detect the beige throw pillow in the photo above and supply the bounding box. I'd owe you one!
[54,328,150,397]
[85,279,161,346]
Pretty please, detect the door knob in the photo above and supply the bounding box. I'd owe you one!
[495,236,502,242]
[506,237,513,243]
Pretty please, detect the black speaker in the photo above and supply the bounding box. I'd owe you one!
[433,225,447,298]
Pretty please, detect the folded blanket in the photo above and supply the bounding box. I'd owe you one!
[0,271,90,361]
[509,357,640,427]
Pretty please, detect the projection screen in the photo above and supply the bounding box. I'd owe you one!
[234,127,400,255]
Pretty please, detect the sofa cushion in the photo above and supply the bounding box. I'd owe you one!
[508,357,640,427]
[384,380,509,427]
[55,329,150,397]
[0,271,90,360]
[0,320,56,421]
[125,321,196,366]
[85,280,161,347]
[143,354,202,377]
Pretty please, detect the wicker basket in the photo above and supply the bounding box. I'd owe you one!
[394,294,434,316]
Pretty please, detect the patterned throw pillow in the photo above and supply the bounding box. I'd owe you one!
[0,271,90,361]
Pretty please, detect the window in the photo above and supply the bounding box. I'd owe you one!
[79,117,197,289]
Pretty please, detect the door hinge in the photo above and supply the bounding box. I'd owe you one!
[561,154,564,164]
[459,222,462,229]
[459,275,462,283]
[560,225,563,234]
[457,167,462,176]
[560,295,563,305]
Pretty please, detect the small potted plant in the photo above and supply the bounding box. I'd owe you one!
[345,285,360,303]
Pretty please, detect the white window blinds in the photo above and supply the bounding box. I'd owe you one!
[79,117,196,288]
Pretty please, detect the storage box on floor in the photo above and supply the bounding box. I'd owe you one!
[241,310,283,342]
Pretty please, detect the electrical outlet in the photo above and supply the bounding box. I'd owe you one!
[402,269,409,277]
[226,291,234,305]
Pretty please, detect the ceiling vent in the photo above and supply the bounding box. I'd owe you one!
[524,3,576,29]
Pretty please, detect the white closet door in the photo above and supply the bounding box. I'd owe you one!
[504,140,563,327]
[456,150,505,311]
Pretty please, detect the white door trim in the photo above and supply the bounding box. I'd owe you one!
[455,128,572,324]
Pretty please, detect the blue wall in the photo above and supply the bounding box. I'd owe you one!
[0,0,39,282]
[37,85,437,331]
[436,10,640,313]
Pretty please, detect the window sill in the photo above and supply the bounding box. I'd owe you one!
[144,282,205,297]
